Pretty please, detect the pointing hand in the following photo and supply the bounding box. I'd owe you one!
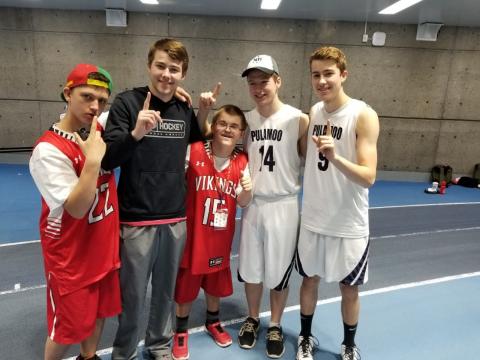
[131,91,162,141]
[74,116,106,165]
[199,82,222,111]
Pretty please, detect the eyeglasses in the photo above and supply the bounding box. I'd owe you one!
[215,120,243,132]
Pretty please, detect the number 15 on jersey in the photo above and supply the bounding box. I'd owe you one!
[202,197,228,228]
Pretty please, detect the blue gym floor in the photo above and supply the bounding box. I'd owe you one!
[1,163,480,359]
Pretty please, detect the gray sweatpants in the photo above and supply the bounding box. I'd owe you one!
[112,222,186,360]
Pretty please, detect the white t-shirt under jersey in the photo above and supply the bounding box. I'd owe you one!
[245,104,302,198]
[301,99,370,238]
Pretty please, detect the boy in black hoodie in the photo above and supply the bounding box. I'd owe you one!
[102,38,211,360]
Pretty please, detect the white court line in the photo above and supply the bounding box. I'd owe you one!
[3,224,477,296]
[0,284,45,296]
[2,226,480,297]
[63,271,480,359]
[371,201,480,209]
[0,239,40,247]
[2,202,480,248]
[1,226,479,290]
[370,226,480,240]
[277,271,480,313]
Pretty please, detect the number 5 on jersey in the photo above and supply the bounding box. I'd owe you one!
[203,197,226,226]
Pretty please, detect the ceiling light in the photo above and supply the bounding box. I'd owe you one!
[379,0,423,15]
[140,0,159,4]
[261,0,282,10]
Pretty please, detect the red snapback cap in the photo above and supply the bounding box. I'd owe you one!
[61,63,113,101]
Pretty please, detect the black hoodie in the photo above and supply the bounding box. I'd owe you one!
[102,86,203,222]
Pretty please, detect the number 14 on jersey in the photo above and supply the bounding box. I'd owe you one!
[259,145,275,172]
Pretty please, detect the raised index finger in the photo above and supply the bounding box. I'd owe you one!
[212,82,222,98]
[89,115,98,137]
[143,92,151,111]
[326,118,332,137]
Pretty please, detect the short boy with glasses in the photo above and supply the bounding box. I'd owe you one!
[172,105,252,360]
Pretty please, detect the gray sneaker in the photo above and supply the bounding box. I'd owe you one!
[341,344,361,360]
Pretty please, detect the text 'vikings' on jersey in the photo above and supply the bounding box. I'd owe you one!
[195,175,238,199]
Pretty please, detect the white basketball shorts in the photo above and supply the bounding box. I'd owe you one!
[296,226,369,285]
[238,195,299,290]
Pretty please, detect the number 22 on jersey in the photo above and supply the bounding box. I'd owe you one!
[88,182,114,224]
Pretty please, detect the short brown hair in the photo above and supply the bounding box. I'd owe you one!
[309,46,347,73]
[212,104,246,130]
[147,38,189,74]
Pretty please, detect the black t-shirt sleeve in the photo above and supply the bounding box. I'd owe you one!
[188,111,204,143]
[101,93,141,170]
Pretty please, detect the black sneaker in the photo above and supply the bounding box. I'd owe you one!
[266,326,285,358]
[341,344,361,360]
[238,317,260,349]
[75,355,101,360]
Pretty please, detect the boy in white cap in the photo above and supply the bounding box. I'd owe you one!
[237,55,309,358]
[295,46,379,360]
[30,64,121,360]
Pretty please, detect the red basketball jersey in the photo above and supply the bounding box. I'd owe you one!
[181,141,248,274]
[35,130,120,295]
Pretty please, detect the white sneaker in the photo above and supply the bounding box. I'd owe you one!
[426,181,439,193]
[296,335,317,360]
[341,344,361,360]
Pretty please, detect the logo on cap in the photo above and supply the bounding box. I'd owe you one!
[241,54,279,77]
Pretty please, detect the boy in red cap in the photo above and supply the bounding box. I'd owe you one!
[29,63,121,360]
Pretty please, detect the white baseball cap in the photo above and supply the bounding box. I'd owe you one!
[241,54,279,77]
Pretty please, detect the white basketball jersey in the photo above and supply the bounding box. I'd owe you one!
[245,104,301,198]
[302,99,369,238]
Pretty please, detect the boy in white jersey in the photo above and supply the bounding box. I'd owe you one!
[237,55,309,358]
[295,47,379,360]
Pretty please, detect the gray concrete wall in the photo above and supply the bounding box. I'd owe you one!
[1,7,479,175]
